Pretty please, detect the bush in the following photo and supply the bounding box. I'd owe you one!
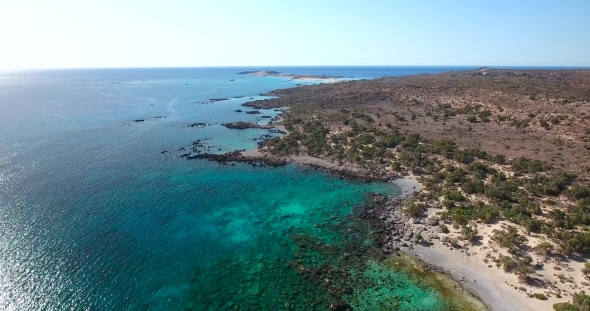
[498,255,517,272]
[583,262,590,278]
[573,291,590,311]
[492,226,527,249]
[571,199,590,225]
[462,180,485,194]
[512,157,550,175]
[475,205,500,223]
[445,191,466,202]
[553,302,580,311]
[462,226,478,241]
[533,241,554,256]
[568,184,590,200]
[533,293,548,300]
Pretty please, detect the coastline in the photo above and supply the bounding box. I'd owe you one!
[403,245,539,311]
[202,69,590,310]
[236,119,541,311]
[282,152,545,311]
[261,148,570,311]
[239,145,498,309]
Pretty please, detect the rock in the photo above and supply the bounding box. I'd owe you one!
[186,122,207,128]
[519,287,527,292]
[209,98,229,102]
[221,122,270,130]
[330,298,351,311]
[582,282,589,286]
[425,218,439,226]
[553,266,562,271]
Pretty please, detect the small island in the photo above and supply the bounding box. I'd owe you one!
[236,70,343,81]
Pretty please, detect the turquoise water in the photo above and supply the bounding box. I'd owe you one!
[0,67,469,310]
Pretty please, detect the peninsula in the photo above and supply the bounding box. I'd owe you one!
[240,68,590,311]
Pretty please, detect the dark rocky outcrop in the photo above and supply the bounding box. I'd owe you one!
[330,298,352,311]
[209,98,229,102]
[186,150,287,167]
[186,122,208,128]
[221,122,271,130]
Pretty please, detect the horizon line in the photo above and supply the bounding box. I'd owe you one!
[2,65,590,71]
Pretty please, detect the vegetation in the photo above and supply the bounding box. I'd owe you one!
[555,291,590,311]
[265,111,590,261]
[251,68,590,303]
[534,293,549,300]
[553,303,581,311]
[583,262,590,278]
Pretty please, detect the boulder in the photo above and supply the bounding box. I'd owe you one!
[330,298,351,311]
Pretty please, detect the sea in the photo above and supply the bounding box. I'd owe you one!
[0,66,477,310]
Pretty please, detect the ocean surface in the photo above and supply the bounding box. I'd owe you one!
[0,67,475,310]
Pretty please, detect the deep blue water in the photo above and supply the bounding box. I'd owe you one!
[1,67,477,310]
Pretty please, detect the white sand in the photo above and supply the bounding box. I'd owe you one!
[392,175,422,195]
[404,243,545,311]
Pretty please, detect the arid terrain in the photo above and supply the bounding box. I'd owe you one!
[243,68,590,310]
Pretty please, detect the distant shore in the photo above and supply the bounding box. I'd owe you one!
[237,70,345,83]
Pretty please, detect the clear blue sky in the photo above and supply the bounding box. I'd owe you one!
[1,0,589,69]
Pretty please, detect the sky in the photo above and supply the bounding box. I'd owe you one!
[0,0,589,69]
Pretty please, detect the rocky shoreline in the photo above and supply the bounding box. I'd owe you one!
[294,160,402,183]
[185,150,288,167]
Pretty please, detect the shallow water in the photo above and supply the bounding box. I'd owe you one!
[0,67,481,310]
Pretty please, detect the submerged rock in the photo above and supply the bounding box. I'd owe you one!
[221,122,271,130]
[330,298,351,311]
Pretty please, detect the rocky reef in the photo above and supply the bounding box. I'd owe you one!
[185,150,287,167]
[221,122,271,130]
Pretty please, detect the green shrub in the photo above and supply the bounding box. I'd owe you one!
[445,191,466,202]
[573,290,590,310]
[462,180,485,194]
[512,157,550,175]
[438,224,450,233]
[533,293,548,300]
[567,184,590,200]
[492,226,527,249]
[553,302,580,311]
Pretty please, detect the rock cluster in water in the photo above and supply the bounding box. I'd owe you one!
[221,122,271,130]
[186,150,288,167]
